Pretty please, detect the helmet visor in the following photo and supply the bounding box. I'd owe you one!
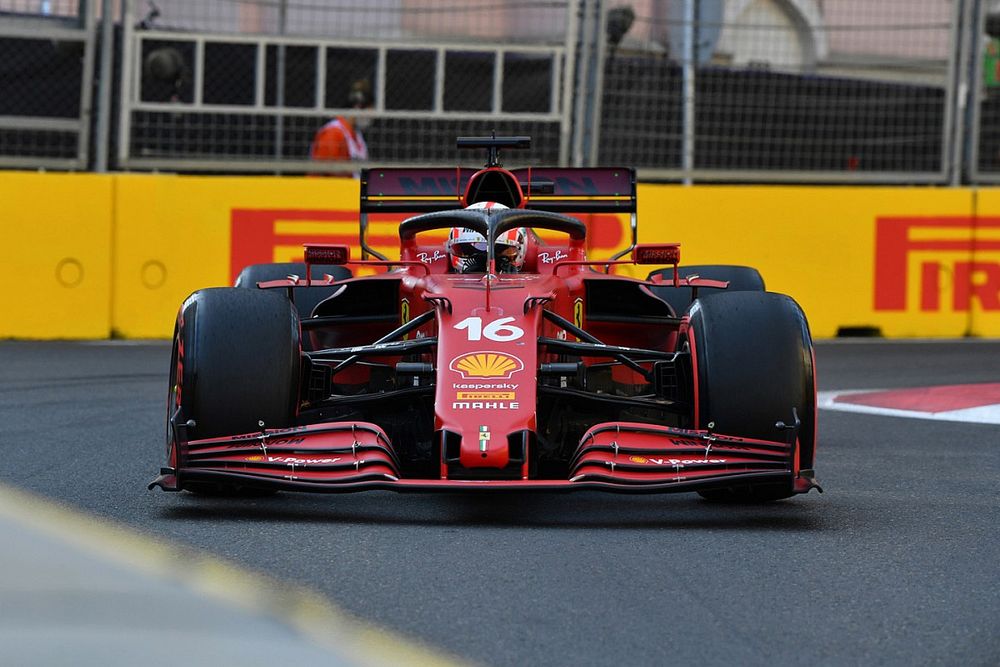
[450,241,488,258]
[452,242,518,259]
[496,243,520,260]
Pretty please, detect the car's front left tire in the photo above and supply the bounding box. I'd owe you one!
[167,287,301,495]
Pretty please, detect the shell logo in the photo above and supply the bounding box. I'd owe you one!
[449,351,524,379]
[629,456,648,464]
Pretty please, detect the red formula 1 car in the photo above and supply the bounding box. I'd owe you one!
[151,136,820,502]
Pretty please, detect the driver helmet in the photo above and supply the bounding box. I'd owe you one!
[447,202,527,273]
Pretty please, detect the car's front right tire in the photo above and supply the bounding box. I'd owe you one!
[686,290,816,502]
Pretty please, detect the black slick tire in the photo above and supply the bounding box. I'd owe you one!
[686,291,816,502]
[167,287,301,495]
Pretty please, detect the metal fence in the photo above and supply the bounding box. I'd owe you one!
[117,0,575,172]
[973,0,1000,182]
[1,0,999,183]
[0,1,96,169]
[596,0,957,182]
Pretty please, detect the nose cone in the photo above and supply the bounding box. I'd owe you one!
[432,278,544,479]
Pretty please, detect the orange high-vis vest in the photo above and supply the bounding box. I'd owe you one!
[310,117,368,161]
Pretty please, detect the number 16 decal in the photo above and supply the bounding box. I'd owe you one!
[454,316,525,342]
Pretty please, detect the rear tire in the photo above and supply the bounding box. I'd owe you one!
[168,288,301,495]
[648,265,764,316]
[687,291,815,502]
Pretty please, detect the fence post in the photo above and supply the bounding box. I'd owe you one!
[116,0,135,169]
[681,0,697,184]
[950,0,976,185]
[571,0,597,167]
[559,0,583,166]
[77,0,98,169]
[586,0,610,166]
[968,0,988,184]
[94,0,115,172]
[275,0,288,162]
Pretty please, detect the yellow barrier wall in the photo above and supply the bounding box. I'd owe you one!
[3,172,1000,339]
[0,173,113,338]
[636,185,984,338]
[113,174,358,338]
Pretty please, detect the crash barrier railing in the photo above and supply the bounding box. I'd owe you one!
[4,171,1000,340]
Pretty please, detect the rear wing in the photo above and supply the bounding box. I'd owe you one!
[360,167,636,214]
[358,166,637,260]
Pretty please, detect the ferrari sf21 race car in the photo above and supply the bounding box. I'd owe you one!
[150,136,821,502]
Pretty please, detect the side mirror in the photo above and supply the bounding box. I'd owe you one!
[632,243,680,265]
[633,244,680,287]
[304,244,350,265]
[304,244,351,286]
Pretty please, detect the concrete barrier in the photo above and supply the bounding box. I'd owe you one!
[2,171,999,338]
[636,185,992,337]
[0,173,113,338]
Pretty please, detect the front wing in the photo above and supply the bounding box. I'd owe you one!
[150,421,821,495]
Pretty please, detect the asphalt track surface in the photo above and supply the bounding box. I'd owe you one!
[1,339,998,666]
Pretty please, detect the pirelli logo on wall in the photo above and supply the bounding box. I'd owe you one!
[874,217,1000,312]
[228,208,401,283]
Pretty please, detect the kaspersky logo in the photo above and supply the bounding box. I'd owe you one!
[449,352,524,379]
[874,217,1000,312]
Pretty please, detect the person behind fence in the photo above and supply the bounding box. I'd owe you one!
[310,79,372,164]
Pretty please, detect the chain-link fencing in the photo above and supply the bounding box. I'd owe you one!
[0,0,96,169]
[117,0,574,172]
[2,0,999,184]
[972,0,1000,182]
[596,0,956,182]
